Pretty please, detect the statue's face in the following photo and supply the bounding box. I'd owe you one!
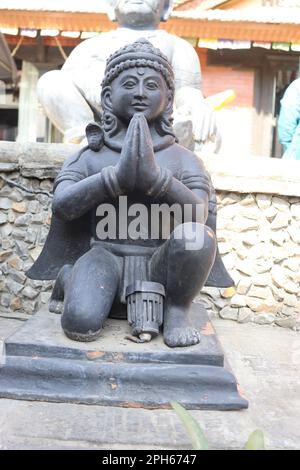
[114,0,166,28]
[108,66,169,124]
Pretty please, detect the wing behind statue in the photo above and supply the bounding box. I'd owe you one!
[205,195,234,288]
[26,213,91,280]
[180,153,234,289]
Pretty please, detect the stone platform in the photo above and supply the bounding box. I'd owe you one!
[0,304,248,410]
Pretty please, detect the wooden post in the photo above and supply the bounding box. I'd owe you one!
[17,61,39,143]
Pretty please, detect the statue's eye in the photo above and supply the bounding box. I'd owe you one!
[146,81,158,90]
[123,80,136,89]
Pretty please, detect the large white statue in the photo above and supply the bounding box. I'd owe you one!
[38,0,217,148]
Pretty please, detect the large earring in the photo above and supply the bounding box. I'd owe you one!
[86,122,104,152]
[161,0,173,22]
[165,90,174,116]
[102,110,118,137]
[101,86,118,137]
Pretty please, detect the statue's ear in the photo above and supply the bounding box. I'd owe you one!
[161,0,173,22]
[102,86,113,111]
[106,0,117,22]
[165,90,174,115]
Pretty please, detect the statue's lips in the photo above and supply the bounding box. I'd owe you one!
[131,103,149,111]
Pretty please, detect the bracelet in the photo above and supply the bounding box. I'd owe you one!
[148,167,173,199]
[101,166,122,199]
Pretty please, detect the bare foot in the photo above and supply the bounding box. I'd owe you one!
[163,305,201,348]
[49,299,63,314]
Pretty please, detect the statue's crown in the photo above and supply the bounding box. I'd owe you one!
[102,38,174,90]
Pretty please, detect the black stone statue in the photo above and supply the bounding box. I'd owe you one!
[27,39,233,348]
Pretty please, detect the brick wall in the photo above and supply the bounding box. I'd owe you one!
[197,49,255,107]
[196,48,255,156]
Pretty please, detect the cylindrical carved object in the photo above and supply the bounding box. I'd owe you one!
[126,281,165,342]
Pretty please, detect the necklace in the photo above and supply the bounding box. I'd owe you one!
[104,133,175,153]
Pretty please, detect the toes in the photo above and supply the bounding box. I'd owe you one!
[164,327,201,348]
[49,299,63,314]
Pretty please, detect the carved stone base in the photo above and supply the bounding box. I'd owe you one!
[0,305,248,410]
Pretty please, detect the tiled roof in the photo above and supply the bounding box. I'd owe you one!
[0,0,194,12]
[174,0,194,6]
[1,2,300,25]
[175,0,228,10]
[1,2,300,42]
[0,0,108,13]
[173,7,300,25]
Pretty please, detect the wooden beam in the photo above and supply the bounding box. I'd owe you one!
[36,32,45,63]
[195,0,231,9]
[162,18,300,42]
[5,35,81,48]
[175,0,231,9]
[1,9,300,42]
[0,11,114,32]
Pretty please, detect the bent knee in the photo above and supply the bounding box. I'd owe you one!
[170,222,215,252]
[37,70,73,100]
[38,70,71,87]
[62,302,106,339]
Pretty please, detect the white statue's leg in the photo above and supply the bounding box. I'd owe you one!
[174,87,218,149]
[37,70,94,143]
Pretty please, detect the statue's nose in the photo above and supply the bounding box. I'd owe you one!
[135,82,146,98]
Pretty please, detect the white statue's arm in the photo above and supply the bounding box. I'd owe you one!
[170,35,202,90]
[62,36,109,109]
[171,36,217,144]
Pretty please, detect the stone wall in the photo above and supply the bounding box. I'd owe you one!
[0,142,76,318]
[0,142,299,330]
[199,192,300,330]
[0,175,53,315]
[199,154,300,330]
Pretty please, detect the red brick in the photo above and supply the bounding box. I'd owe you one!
[197,49,255,107]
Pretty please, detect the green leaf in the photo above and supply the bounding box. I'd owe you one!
[244,430,265,450]
[170,401,209,450]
